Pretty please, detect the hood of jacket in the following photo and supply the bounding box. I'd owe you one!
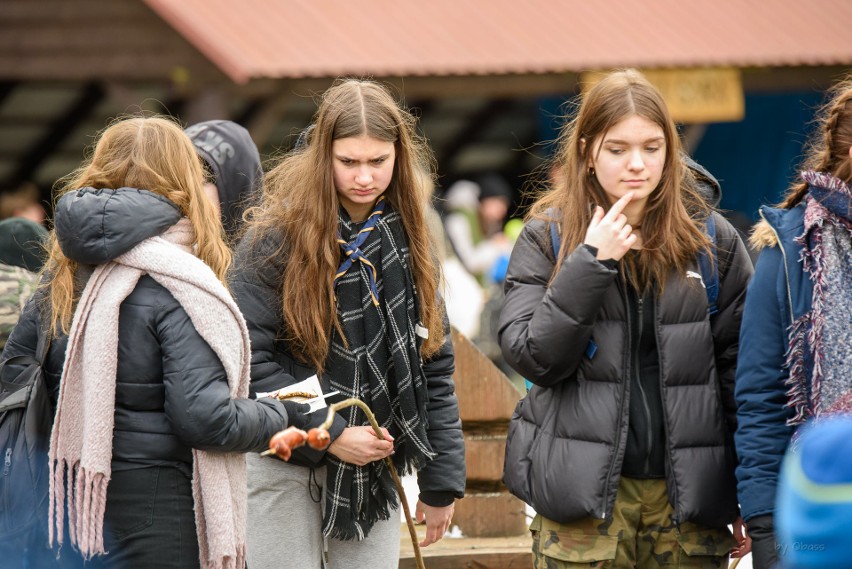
[683,153,722,208]
[184,120,261,239]
[55,187,182,265]
[750,201,807,251]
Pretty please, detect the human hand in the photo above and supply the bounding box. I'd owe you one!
[327,425,394,466]
[731,515,752,558]
[415,500,454,547]
[583,192,637,261]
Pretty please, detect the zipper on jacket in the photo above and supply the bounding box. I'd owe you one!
[759,209,795,325]
[3,448,10,476]
[600,277,632,519]
[633,296,654,474]
[654,295,679,526]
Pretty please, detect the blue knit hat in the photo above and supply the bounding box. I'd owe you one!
[776,417,852,568]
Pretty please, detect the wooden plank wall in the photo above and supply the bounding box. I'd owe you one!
[0,0,224,83]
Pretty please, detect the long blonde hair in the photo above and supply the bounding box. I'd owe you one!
[530,69,711,291]
[247,79,443,373]
[45,115,230,334]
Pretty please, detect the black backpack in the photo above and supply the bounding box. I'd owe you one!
[0,326,55,566]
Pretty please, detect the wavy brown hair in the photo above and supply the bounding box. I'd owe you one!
[529,69,712,291]
[778,73,852,209]
[246,79,442,373]
[44,115,230,334]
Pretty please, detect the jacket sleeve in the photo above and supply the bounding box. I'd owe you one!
[416,312,465,504]
[229,235,299,395]
[1,294,39,363]
[0,293,65,405]
[710,214,754,436]
[734,244,794,521]
[157,292,291,453]
[229,234,347,463]
[498,220,618,387]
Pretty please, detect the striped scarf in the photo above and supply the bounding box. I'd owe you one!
[785,171,852,425]
[323,200,434,540]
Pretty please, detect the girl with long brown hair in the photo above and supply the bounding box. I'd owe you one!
[735,74,852,569]
[499,69,753,567]
[1,116,308,569]
[230,79,464,568]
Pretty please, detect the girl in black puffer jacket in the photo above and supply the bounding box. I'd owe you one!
[499,70,753,568]
[2,116,309,569]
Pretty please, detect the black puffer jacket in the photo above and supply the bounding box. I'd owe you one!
[500,212,752,527]
[2,188,292,474]
[230,229,466,504]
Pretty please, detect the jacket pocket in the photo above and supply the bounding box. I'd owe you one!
[533,515,618,567]
[676,522,735,562]
[502,398,537,504]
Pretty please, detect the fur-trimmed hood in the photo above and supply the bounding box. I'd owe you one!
[749,219,778,251]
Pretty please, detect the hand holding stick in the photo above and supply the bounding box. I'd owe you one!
[262,398,427,569]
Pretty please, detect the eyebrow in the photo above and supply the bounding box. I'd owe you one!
[603,136,665,145]
[335,153,391,161]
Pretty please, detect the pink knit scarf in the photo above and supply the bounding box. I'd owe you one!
[49,218,250,569]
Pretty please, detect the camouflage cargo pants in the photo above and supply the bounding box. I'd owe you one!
[530,477,735,568]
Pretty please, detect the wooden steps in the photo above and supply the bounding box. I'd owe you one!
[399,524,533,569]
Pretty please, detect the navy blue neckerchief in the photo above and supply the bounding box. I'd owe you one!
[334,196,385,306]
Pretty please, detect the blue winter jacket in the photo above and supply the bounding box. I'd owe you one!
[734,201,811,521]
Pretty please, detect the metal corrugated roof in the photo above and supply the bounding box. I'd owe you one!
[143,0,852,83]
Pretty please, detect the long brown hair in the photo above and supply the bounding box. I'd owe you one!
[529,69,711,291]
[44,115,230,334]
[778,74,852,209]
[246,79,442,373]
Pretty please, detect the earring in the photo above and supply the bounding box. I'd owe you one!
[588,167,595,175]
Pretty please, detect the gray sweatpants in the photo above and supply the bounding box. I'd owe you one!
[246,453,400,569]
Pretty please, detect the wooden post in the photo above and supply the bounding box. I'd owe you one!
[450,329,528,537]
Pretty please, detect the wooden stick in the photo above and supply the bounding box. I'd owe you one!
[318,399,426,569]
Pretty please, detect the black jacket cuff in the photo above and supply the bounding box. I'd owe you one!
[418,490,456,507]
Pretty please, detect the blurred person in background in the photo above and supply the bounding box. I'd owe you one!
[185,119,263,242]
[0,217,48,350]
[442,172,514,284]
[735,73,852,569]
[0,181,47,225]
[2,116,309,568]
[500,69,752,568]
[230,79,465,569]
[442,173,518,374]
[423,176,485,340]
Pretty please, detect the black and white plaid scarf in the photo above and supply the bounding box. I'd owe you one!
[322,202,434,540]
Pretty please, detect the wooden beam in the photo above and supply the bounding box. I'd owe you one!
[182,87,227,125]
[233,97,268,126]
[0,81,18,110]
[245,87,297,150]
[6,80,104,188]
[399,525,533,569]
[438,99,514,177]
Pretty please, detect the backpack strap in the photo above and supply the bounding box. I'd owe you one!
[698,214,720,316]
[549,219,561,262]
[546,214,598,372]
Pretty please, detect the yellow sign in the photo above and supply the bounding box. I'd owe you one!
[580,68,745,123]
